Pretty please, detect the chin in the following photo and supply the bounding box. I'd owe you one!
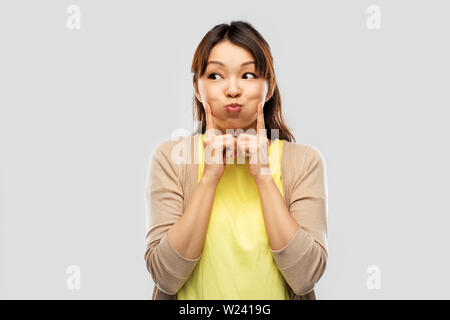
[225,123,251,131]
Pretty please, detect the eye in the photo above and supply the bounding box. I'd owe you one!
[207,72,257,80]
[207,73,222,80]
[243,72,257,79]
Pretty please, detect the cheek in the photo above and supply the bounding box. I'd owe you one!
[244,81,268,101]
[200,83,222,103]
[198,82,223,114]
[242,107,258,120]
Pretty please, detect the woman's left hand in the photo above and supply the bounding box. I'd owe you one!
[236,102,272,182]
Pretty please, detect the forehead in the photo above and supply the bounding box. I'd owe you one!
[207,41,254,67]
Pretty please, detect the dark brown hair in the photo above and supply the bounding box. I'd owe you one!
[191,20,296,142]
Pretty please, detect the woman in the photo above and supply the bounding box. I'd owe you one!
[145,21,328,300]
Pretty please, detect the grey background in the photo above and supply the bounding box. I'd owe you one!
[1,0,449,299]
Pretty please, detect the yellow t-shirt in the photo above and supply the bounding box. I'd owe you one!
[177,134,290,300]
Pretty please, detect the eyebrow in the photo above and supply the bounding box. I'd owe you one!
[207,60,255,67]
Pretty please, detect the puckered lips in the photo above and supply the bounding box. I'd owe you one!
[225,103,242,112]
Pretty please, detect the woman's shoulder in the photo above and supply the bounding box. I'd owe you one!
[282,139,324,158]
[150,134,198,165]
[281,140,326,170]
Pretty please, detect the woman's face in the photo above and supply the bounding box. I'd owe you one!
[194,40,273,134]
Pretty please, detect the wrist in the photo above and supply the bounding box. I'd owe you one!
[201,174,220,186]
[253,174,273,186]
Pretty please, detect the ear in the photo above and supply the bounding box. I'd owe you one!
[193,78,202,103]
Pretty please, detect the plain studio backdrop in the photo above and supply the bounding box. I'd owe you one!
[1,0,449,299]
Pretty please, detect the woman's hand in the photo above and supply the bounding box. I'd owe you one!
[202,101,236,184]
[236,102,271,182]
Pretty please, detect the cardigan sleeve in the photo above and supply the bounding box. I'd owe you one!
[270,145,328,296]
[144,139,201,295]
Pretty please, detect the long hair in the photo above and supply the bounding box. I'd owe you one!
[191,20,295,142]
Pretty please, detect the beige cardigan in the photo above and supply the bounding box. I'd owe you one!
[144,133,328,300]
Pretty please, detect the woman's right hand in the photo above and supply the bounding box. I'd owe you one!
[202,101,236,183]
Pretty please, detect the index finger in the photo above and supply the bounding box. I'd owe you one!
[256,102,265,135]
[205,101,216,136]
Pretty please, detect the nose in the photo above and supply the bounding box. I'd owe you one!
[225,78,241,98]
